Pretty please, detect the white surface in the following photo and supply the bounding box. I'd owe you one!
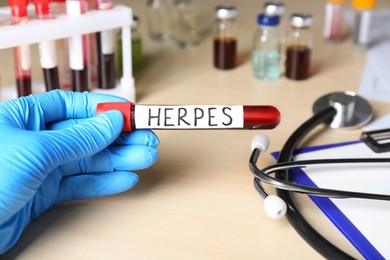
[134,105,244,129]
[295,142,390,258]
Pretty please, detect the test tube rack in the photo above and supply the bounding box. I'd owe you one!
[0,4,135,101]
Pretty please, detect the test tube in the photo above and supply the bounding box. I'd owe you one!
[33,0,60,91]
[323,0,346,42]
[94,0,116,89]
[96,103,280,132]
[66,0,90,92]
[8,0,32,97]
[352,0,375,48]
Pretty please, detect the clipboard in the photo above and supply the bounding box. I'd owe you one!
[272,140,390,259]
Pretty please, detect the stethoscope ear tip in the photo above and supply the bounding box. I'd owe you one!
[264,195,287,219]
[251,134,270,152]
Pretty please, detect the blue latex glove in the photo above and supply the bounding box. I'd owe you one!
[0,90,159,254]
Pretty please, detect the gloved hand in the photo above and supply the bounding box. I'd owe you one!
[0,90,159,254]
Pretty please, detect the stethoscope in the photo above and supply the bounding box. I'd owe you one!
[249,91,390,259]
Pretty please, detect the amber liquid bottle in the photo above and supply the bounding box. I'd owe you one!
[214,36,237,69]
[213,5,237,70]
[285,13,313,80]
[285,45,311,80]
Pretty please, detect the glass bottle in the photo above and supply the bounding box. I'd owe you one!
[171,0,197,48]
[146,0,171,41]
[213,5,237,70]
[252,14,281,80]
[352,0,375,49]
[116,16,143,77]
[323,0,346,42]
[285,13,313,80]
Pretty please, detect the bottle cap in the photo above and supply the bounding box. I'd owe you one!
[257,13,280,26]
[8,0,29,18]
[215,5,237,19]
[352,0,375,9]
[263,1,285,16]
[289,13,312,28]
[32,0,51,15]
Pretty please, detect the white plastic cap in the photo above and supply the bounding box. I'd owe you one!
[264,195,287,219]
[215,5,237,19]
[251,134,270,152]
[290,13,312,28]
[264,1,285,16]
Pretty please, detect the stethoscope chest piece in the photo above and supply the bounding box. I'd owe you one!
[313,91,373,128]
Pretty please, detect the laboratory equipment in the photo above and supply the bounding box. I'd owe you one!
[248,91,385,259]
[323,0,346,42]
[213,5,238,70]
[285,13,313,80]
[352,0,375,48]
[95,0,116,89]
[146,0,171,41]
[8,0,32,97]
[252,13,281,80]
[171,0,198,48]
[96,103,280,132]
[66,0,90,92]
[33,0,60,91]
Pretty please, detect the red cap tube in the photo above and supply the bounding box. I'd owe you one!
[96,102,280,132]
[32,0,51,16]
[8,0,29,18]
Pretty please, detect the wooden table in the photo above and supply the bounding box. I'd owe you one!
[2,0,390,258]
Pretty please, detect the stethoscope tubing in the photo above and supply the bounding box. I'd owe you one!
[250,151,390,200]
[259,106,354,259]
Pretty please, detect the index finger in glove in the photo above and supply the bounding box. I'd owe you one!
[0,90,129,128]
[39,90,129,123]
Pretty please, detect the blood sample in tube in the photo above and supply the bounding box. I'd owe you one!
[8,0,32,97]
[66,0,89,92]
[33,0,60,91]
[95,0,116,89]
[96,102,280,132]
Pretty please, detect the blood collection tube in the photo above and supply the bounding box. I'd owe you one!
[96,102,280,132]
[8,0,32,97]
[94,0,116,89]
[66,0,90,92]
[323,0,346,42]
[33,0,60,91]
[352,0,375,48]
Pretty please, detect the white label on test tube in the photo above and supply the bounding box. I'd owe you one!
[20,45,31,71]
[134,105,244,129]
[68,35,84,70]
[101,30,114,55]
[67,0,84,70]
[39,40,58,69]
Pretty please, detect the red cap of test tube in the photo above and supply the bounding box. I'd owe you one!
[8,0,29,18]
[32,0,51,15]
[96,102,134,132]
